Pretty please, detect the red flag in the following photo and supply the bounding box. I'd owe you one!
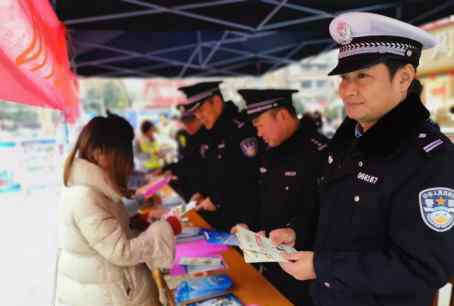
[0,0,79,122]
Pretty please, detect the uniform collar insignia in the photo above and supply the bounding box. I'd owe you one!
[210,101,240,138]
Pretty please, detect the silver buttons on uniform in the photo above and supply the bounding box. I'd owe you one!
[328,155,334,164]
[324,282,331,288]
[358,161,363,167]
[285,186,290,190]
[354,195,360,202]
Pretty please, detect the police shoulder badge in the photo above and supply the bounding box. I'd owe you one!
[240,137,258,158]
[419,187,454,232]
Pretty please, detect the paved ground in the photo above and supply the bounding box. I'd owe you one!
[0,188,59,306]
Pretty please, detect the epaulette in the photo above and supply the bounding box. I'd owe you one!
[416,121,449,155]
[232,118,246,129]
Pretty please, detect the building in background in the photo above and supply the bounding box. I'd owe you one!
[419,15,454,138]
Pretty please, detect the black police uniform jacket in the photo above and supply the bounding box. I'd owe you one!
[258,119,328,306]
[199,101,262,231]
[258,118,327,246]
[312,93,454,306]
[164,128,210,202]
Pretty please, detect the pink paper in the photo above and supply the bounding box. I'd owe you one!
[144,176,171,198]
[170,239,229,276]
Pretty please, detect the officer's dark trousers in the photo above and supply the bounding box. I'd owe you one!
[262,263,314,306]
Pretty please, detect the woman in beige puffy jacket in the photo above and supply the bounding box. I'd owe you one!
[56,114,175,306]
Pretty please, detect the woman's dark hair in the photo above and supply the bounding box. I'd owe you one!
[63,114,135,196]
[380,56,423,96]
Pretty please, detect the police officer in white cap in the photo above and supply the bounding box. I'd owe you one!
[178,81,262,231]
[270,12,454,306]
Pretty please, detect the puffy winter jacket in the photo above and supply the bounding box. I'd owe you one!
[56,158,175,306]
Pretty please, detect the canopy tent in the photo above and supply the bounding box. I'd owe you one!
[0,0,79,122]
[55,0,454,78]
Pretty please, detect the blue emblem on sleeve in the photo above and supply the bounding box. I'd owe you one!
[419,187,454,232]
[240,137,258,158]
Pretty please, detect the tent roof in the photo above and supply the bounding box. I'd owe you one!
[55,0,454,78]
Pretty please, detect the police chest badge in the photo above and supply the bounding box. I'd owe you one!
[419,187,454,232]
[240,137,258,158]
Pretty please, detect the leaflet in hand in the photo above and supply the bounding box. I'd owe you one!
[143,176,171,198]
[166,200,197,219]
[185,200,197,212]
[175,227,206,243]
[235,227,297,263]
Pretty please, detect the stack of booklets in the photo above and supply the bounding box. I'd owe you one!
[174,274,234,305]
[176,228,240,245]
[179,256,226,275]
[203,230,239,246]
[188,293,243,305]
[176,227,206,243]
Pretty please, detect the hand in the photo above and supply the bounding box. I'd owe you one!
[146,205,169,221]
[230,223,249,234]
[140,197,156,209]
[190,192,204,204]
[279,251,316,281]
[257,230,266,237]
[196,197,217,211]
[126,189,136,197]
[269,228,296,247]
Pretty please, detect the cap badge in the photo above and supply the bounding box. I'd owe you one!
[334,20,353,45]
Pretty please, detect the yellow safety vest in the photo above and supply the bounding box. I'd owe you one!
[139,140,163,170]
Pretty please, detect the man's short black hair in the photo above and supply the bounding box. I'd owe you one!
[270,104,297,117]
[379,56,423,96]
